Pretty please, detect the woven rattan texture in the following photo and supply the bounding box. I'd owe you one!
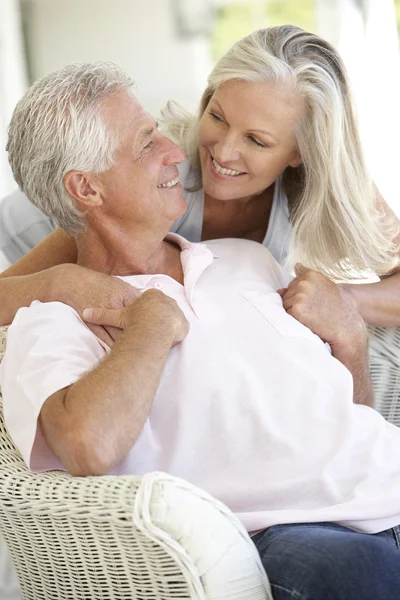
[0,326,7,362]
[1,324,399,598]
[0,326,272,600]
[368,326,400,427]
[0,436,196,598]
[0,326,196,598]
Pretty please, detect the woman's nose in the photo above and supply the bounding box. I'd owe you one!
[212,137,241,165]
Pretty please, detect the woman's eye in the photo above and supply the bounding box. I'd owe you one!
[209,112,223,122]
[249,136,266,148]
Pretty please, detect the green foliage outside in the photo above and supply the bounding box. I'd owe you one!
[395,0,400,33]
[211,0,316,61]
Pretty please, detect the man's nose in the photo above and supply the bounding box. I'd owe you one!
[162,136,186,165]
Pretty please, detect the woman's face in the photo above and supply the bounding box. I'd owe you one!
[198,79,304,202]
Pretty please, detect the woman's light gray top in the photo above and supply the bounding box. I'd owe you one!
[0,160,292,267]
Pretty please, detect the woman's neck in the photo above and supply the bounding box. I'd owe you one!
[201,184,275,243]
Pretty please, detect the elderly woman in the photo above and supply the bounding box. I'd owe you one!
[2,61,400,600]
[0,25,399,340]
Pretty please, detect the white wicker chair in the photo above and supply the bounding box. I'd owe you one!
[0,324,400,600]
[0,326,272,600]
[368,325,400,426]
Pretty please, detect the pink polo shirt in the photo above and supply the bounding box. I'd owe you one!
[2,235,400,534]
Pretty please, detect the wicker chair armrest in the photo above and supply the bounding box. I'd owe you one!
[0,457,271,599]
[368,325,400,426]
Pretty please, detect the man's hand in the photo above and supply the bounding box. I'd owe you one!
[83,289,190,346]
[40,289,190,476]
[52,263,141,345]
[278,264,367,352]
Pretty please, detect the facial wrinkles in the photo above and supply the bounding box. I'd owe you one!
[130,122,157,163]
[209,102,277,153]
[212,81,300,151]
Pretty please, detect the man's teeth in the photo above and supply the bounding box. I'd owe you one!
[158,177,179,188]
[212,158,243,176]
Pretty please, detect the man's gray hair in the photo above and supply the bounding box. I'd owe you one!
[7,62,135,234]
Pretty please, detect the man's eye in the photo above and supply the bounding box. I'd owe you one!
[144,141,154,150]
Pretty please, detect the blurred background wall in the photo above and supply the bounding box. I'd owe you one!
[0,1,399,594]
[1,0,400,210]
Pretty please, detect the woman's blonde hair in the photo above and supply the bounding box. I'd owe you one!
[162,25,399,279]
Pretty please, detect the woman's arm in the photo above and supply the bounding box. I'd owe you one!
[279,265,373,406]
[0,229,78,325]
[344,191,400,327]
[344,269,400,327]
[0,228,77,277]
[0,229,140,329]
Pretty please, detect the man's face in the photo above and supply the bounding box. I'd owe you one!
[94,92,186,235]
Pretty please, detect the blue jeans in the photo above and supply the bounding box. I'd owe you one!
[252,522,400,600]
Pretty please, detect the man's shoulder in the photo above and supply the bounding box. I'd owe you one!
[201,237,280,264]
[13,300,82,328]
[199,238,289,288]
[5,300,107,372]
[10,300,107,352]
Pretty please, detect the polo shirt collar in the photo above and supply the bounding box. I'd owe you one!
[120,234,217,310]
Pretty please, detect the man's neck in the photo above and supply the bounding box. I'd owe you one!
[76,222,183,283]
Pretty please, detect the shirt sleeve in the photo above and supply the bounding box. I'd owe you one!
[0,301,108,471]
[0,190,56,263]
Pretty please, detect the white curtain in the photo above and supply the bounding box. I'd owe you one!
[0,0,27,200]
[317,0,400,215]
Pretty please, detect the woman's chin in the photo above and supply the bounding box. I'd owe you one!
[203,177,245,201]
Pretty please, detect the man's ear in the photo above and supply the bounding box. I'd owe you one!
[63,171,103,208]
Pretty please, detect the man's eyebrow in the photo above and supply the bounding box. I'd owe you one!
[138,121,159,143]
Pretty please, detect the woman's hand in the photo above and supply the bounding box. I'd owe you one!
[52,263,141,345]
[83,289,190,346]
[278,264,367,354]
[278,264,373,405]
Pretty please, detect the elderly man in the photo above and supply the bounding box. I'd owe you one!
[2,63,400,600]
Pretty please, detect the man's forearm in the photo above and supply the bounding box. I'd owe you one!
[40,315,176,476]
[344,270,400,327]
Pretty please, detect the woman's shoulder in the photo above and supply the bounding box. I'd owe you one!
[171,160,204,240]
[262,177,292,266]
[0,189,56,263]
